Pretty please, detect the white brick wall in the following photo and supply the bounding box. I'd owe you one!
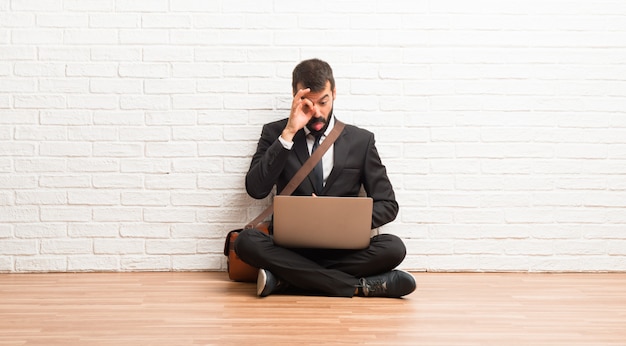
[1,0,626,273]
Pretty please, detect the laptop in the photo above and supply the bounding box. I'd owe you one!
[272,195,373,249]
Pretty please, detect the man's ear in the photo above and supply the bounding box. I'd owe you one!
[332,88,337,100]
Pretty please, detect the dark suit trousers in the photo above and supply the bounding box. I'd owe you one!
[234,228,407,297]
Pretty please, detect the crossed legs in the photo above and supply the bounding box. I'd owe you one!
[234,228,407,297]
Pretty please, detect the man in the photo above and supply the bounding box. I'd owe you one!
[235,58,416,298]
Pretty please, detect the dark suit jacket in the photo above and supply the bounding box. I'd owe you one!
[246,118,399,229]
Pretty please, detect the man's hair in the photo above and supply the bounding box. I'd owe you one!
[291,58,335,95]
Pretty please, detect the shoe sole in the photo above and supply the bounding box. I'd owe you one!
[257,269,268,297]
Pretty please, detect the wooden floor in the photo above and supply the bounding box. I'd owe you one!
[1,272,625,345]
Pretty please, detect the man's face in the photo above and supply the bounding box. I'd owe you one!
[295,81,336,135]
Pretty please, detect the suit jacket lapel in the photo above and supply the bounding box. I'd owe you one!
[293,129,309,165]
[293,129,318,192]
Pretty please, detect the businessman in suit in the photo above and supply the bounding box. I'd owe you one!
[234,58,416,298]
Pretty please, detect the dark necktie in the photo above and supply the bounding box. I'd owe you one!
[311,135,323,194]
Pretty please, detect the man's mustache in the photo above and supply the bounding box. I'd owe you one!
[307,117,326,126]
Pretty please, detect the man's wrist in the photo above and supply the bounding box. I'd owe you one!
[281,129,296,142]
[278,134,293,150]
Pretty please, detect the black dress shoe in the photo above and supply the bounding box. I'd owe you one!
[359,270,416,298]
[257,269,288,297]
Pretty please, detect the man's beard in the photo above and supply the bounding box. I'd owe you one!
[306,109,333,137]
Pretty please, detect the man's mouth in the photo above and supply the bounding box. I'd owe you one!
[307,117,326,132]
[311,121,325,132]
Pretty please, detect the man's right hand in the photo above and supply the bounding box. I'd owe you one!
[281,88,314,142]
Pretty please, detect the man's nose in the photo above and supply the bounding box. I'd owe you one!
[311,105,321,117]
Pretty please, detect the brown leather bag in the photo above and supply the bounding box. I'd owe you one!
[224,121,345,282]
[223,222,269,282]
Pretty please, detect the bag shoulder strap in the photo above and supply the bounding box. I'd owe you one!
[245,120,345,229]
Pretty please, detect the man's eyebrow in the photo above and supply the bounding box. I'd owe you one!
[303,94,330,103]
[316,94,330,102]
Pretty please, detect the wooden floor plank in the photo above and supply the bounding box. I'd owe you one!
[1,272,625,345]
